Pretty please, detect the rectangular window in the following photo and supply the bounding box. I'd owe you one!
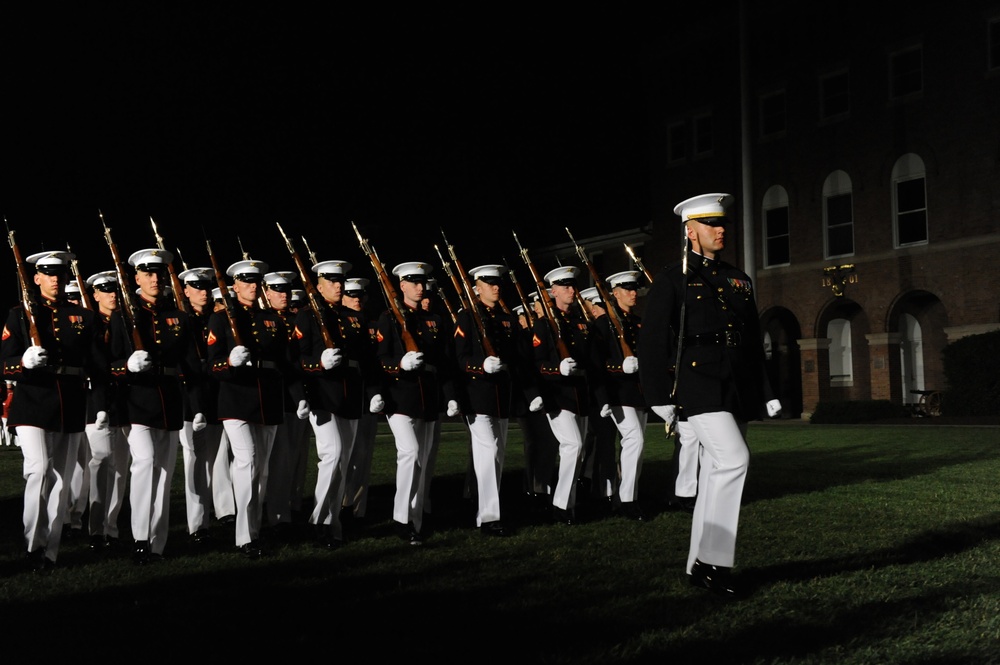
[890,46,922,98]
[693,113,713,156]
[667,121,686,164]
[991,18,1000,70]
[820,70,850,119]
[760,90,786,137]
[764,206,790,266]
[826,193,854,257]
[896,177,928,246]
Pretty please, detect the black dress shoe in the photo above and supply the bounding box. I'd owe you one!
[239,541,263,559]
[26,549,54,572]
[619,502,645,521]
[552,507,575,525]
[90,534,107,550]
[481,520,509,537]
[133,540,151,565]
[689,559,741,598]
[668,496,697,513]
[191,528,211,546]
[217,514,236,526]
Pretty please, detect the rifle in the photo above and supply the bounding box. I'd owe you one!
[301,235,319,267]
[351,222,419,353]
[150,216,191,315]
[5,219,42,347]
[204,235,243,347]
[503,256,535,326]
[175,247,190,272]
[566,227,633,358]
[67,242,95,311]
[276,223,335,349]
[624,242,654,283]
[100,211,145,351]
[432,242,470,313]
[512,230,570,360]
[438,230,496,357]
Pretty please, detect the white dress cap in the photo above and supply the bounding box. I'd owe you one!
[128,248,174,269]
[673,192,735,222]
[543,265,580,286]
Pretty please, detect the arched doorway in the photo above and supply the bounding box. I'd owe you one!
[761,307,802,418]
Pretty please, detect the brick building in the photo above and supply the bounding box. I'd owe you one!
[635,2,1000,418]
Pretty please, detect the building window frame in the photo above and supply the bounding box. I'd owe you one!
[819,68,850,122]
[762,185,790,268]
[667,120,686,165]
[892,153,928,248]
[759,88,787,139]
[989,15,1000,72]
[889,44,923,100]
[828,318,854,387]
[693,111,713,157]
[823,170,855,259]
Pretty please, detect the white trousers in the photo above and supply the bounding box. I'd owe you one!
[609,405,647,503]
[387,413,435,532]
[223,420,276,547]
[675,420,700,498]
[343,412,379,517]
[309,410,358,540]
[126,425,179,555]
[85,423,129,538]
[545,410,588,511]
[67,435,91,530]
[17,426,80,561]
[213,429,235,520]
[179,420,223,534]
[267,414,311,526]
[685,412,749,573]
[465,414,508,525]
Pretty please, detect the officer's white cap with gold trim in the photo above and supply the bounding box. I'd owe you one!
[673,192,735,224]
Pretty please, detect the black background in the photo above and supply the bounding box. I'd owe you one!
[2,9,656,293]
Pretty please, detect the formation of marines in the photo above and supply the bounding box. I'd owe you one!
[3,195,778,597]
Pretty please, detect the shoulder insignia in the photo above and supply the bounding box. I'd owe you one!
[1,326,8,341]
[293,325,303,339]
[376,330,384,343]
[207,331,217,346]
[532,333,542,348]
[454,325,465,338]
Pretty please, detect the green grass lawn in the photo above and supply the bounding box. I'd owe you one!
[1,420,999,663]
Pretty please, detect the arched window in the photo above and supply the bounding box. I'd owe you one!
[892,153,928,247]
[823,170,854,258]
[762,185,790,267]
[828,318,853,386]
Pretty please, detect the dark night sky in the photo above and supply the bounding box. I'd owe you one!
[2,9,657,289]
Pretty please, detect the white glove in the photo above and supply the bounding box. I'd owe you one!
[21,346,48,369]
[528,396,544,412]
[559,357,578,377]
[192,413,207,432]
[369,394,384,413]
[94,410,109,430]
[651,405,676,427]
[127,350,152,373]
[600,403,613,418]
[622,356,639,374]
[400,350,424,371]
[228,345,250,367]
[296,400,310,420]
[766,399,782,418]
[482,355,504,374]
[320,347,342,370]
[446,399,460,417]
